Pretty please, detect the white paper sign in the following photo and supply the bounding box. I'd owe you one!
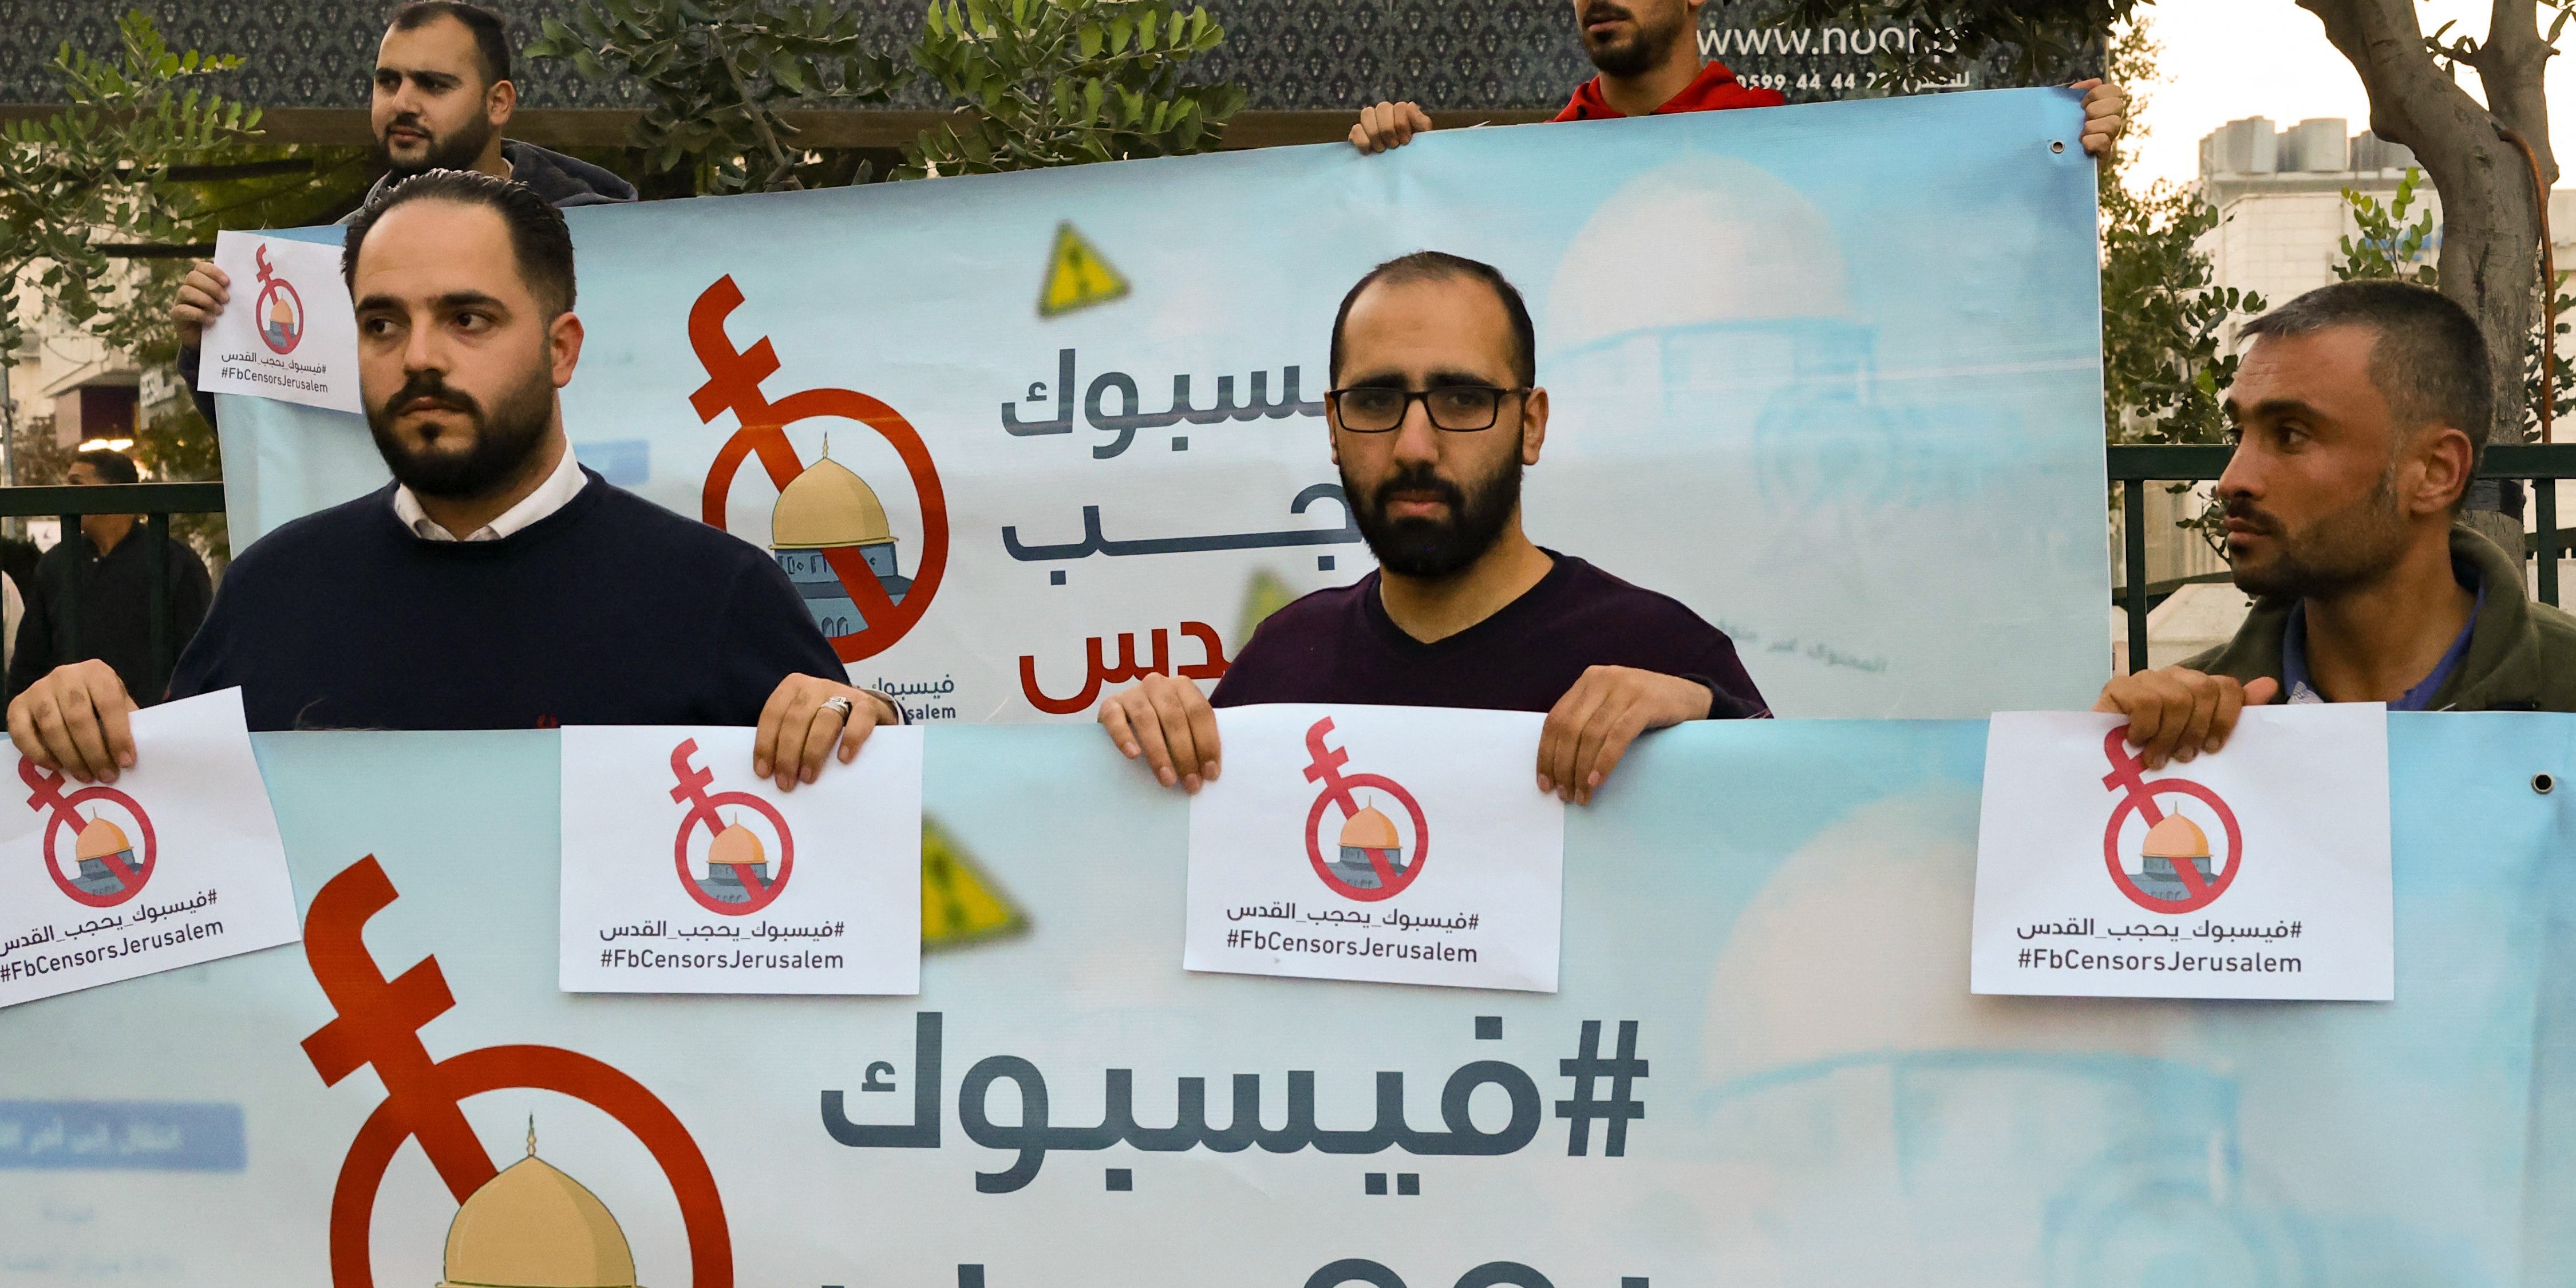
[1971,705,2394,1000]
[558,725,924,995]
[1185,704,1566,991]
[0,689,300,1008]
[194,230,362,413]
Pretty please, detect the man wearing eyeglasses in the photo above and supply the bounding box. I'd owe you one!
[1096,251,1768,806]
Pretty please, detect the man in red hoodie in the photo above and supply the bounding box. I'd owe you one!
[1350,0,2127,155]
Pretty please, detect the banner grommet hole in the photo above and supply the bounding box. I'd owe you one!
[2535,773,2557,795]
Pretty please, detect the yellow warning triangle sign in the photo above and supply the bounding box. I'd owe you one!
[920,815,1027,950]
[1037,221,1131,318]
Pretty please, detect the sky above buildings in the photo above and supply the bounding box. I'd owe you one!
[2124,1,2576,194]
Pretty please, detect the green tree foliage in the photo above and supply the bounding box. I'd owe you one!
[2334,167,2436,286]
[2336,167,2576,442]
[0,12,260,361]
[527,0,903,195]
[2092,20,2257,448]
[1768,0,2139,89]
[899,0,1245,177]
[0,12,322,559]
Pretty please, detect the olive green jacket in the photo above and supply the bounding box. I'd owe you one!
[2182,526,2576,713]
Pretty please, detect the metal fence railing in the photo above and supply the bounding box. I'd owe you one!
[2108,443,2576,674]
[0,481,228,705]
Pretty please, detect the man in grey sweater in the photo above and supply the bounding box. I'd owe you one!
[172,2,636,423]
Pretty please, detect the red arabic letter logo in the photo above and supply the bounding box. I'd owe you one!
[21,755,156,908]
[300,856,732,1286]
[690,275,949,663]
[669,737,795,915]
[1301,717,1431,902]
[2099,726,2244,914]
[253,244,306,355]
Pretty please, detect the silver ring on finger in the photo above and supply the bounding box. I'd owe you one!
[820,696,855,721]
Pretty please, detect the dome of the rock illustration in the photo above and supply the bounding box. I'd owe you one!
[772,447,894,550]
[68,813,143,895]
[437,1126,640,1288]
[767,436,910,638]
[2135,808,2218,901]
[2142,812,2211,861]
[1337,805,1401,851]
[74,815,132,863]
[708,820,766,871]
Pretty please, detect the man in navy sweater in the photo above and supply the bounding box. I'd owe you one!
[8,170,892,792]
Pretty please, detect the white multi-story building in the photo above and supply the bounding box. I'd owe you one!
[2195,114,2576,345]
[2195,117,2437,330]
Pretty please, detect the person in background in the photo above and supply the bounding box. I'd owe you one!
[5,449,213,707]
[10,172,888,791]
[1099,251,1769,805]
[2097,279,2576,768]
[1348,0,2126,157]
[172,1,637,424]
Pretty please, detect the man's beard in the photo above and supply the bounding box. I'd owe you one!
[1580,0,1686,78]
[2227,469,2411,600]
[1345,443,1524,580]
[366,365,554,501]
[378,109,497,177]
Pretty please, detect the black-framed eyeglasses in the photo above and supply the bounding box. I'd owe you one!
[1326,385,1530,433]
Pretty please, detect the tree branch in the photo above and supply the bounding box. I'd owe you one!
[2475,0,2558,183]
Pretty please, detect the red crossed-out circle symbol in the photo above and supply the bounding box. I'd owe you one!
[669,738,795,916]
[2099,726,2243,914]
[254,244,305,355]
[300,857,732,1288]
[689,275,949,664]
[1300,717,1431,902]
[21,756,157,908]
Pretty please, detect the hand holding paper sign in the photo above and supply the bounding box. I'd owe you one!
[8,658,137,785]
[2095,666,2282,770]
[1104,662,1704,803]
[169,259,230,349]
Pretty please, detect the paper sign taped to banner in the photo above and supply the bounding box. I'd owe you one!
[559,725,925,994]
[1970,705,2395,1000]
[0,688,298,1008]
[1185,704,1566,991]
[195,231,362,413]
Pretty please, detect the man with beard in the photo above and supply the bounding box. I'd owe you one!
[172,2,636,424]
[9,171,892,793]
[2099,280,2576,770]
[1096,252,1767,805]
[1348,0,2126,157]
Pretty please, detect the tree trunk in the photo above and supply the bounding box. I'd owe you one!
[2300,0,2555,563]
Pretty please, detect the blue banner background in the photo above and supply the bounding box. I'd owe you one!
[0,715,2569,1285]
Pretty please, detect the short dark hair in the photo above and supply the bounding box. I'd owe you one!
[388,1,512,87]
[71,449,138,485]
[2238,279,2495,475]
[1330,251,1537,388]
[342,169,576,318]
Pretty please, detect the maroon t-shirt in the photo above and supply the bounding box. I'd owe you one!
[1210,552,1771,718]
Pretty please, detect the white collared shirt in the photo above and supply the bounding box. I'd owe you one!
[394,442,587,542]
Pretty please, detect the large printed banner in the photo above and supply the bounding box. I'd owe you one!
[217,89,2111,721]
[3,716,2574,1286]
